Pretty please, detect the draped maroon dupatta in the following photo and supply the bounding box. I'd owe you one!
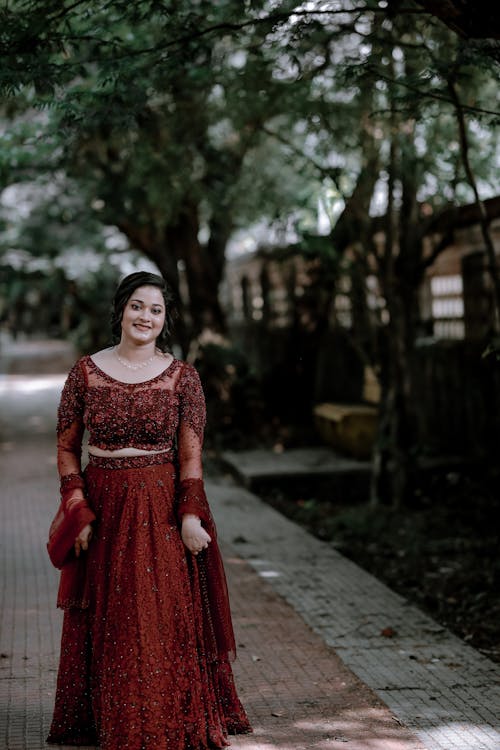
[47,474,96,608]
[177,477,237,662]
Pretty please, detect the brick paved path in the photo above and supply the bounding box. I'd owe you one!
[0,424,423,750]
[224,551,426,750]
[209,482,500,750]
[1,361,498,749]
[0,364,428,749]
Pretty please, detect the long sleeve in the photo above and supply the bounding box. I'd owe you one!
[176,364,209,520]
[48,360,96,579]
[56,360,95,531]
[177,365,213,528]
[177,363,206,482]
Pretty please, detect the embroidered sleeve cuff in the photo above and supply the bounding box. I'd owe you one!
[60,473,86,500]
[176,478,212,526]
[73,503,96,530]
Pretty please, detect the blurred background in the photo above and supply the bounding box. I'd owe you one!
[0,1,499,660]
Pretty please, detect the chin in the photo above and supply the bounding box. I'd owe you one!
[125,331,156,344]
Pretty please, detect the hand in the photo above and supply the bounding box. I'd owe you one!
[75,524,93,558]
[181,515,211,555]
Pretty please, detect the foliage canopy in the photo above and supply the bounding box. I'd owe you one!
[1,1,500,506]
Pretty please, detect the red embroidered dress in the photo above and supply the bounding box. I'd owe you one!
[47,356,251,750]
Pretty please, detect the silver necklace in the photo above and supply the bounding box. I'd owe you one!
[114,347,158,370]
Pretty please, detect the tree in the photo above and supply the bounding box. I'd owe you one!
[1,1,327,348]
[245,2,500,505]
[1,0,499,507]
[321,11,499,506]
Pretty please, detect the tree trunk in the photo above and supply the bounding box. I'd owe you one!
[372,280,419,508]
[165,202,227,337]
[370,79,422,508]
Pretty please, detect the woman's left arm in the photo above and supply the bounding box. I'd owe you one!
[176,364,212,555]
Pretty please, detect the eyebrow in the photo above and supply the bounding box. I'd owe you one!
[130,298,164,308]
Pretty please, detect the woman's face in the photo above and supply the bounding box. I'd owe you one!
[120,285,166,346]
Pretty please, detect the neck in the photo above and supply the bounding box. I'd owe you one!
[115,343,157,361]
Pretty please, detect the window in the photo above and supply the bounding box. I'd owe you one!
[430,275,464,339]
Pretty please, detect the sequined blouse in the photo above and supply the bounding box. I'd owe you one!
[57,356,206,499]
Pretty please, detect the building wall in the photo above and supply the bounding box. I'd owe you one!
[220,212,500,457]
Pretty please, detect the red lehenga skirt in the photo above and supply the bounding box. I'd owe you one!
[47,455,251,750]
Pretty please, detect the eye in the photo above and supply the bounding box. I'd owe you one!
[152,308,163,315]
[130,303,141,310]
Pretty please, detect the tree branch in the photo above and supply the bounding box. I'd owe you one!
[446,75,500,323]
[366,66,500,118]
[262,124,345,199]
[419,227,455,272]
[0,4,426,65]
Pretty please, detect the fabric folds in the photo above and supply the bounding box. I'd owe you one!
[47,498,95,570]
[177,477,237,662]
[47,459,251,749]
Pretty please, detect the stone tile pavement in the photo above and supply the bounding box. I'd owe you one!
[207,479,500,750]
[0,370,499,750]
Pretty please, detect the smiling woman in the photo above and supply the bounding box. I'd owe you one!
[46,271,252,750]
[91,273,176,385]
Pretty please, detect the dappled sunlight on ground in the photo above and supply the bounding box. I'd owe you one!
[226,557,426,750]
[230,712,500,749]
[0,374,66,393]
[0,373,65,443]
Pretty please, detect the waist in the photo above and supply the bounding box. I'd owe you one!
[88,446,173,457]
[87,450,175,470]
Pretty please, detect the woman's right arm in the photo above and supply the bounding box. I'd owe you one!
[57,360,96,540]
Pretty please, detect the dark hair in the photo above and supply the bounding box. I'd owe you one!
[111,272,177,351]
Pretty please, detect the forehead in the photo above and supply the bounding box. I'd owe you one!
[128,285,165,306]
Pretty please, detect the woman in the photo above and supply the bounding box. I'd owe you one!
[47,271,251,750]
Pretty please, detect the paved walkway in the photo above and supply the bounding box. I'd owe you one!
[0,356,499,749]
[208,479,500,750]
